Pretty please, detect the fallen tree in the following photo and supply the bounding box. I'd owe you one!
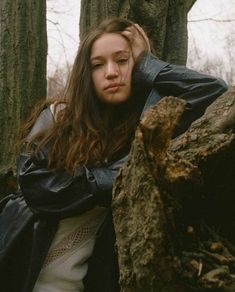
[112,87,235,292]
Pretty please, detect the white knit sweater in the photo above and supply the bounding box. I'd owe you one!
[33,207,107,292]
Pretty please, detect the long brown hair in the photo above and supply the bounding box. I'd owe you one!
[22,18,148,171]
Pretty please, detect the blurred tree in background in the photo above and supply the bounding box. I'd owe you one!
[0,0,47,172]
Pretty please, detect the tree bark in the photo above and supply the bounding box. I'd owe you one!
[0,0,47,170]
[80,0,197,64]
[112,87,235,291]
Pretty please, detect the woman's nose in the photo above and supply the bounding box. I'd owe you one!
[105,62,119,79]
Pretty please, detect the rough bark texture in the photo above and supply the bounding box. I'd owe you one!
[112,87,235,291]
[80,0,197,64]
[0,0,47,170]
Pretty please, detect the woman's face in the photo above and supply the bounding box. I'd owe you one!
[90,33,134,104]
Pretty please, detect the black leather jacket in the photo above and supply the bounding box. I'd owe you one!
[0,53,228,292]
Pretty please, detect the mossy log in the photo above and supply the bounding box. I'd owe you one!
[112,87,235,292]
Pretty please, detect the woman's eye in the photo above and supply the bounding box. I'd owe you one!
[117,58,128,64]
[92,63,103,69]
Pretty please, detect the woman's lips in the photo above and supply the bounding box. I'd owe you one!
[105,83,123,93]
[106,86,119,93]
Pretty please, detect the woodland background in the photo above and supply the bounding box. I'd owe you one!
[0,1,235,291]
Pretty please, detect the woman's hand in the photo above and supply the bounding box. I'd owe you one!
[121,24,151,61]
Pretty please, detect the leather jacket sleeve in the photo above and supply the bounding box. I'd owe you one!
[17,108,123,219]
[132,52,228,136]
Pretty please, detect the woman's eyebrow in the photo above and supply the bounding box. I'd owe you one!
[91,50,130,61]
[114,50,130,57]
[90,56,102,62]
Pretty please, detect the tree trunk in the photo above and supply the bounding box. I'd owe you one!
[0,0,47,170]
[112,87,235,291]
[80,0,197,64]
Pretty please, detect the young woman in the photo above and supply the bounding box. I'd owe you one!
[1,17,227,292]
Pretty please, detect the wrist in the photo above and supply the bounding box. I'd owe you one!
[132,52,168,88]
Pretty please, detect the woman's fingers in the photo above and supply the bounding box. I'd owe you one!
[121,24,150,60]
[134,24,151,51]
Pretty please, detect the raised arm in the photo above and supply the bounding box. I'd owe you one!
[133,52,227,103]
[132,52,228,136]
[123,23,228,135]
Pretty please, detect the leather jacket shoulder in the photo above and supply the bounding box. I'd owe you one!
[25,107,54,142]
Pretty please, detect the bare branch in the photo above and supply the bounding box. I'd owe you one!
[47,19,59,25]
[189,18,235,23]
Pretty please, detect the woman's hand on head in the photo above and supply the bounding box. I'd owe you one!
[121,24,151,61]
